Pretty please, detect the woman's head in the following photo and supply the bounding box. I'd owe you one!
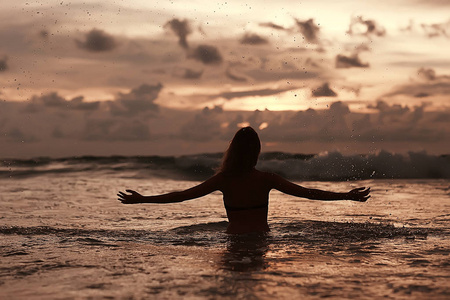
[219,126,261,173]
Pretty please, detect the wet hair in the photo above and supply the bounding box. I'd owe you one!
[218,126,261,174]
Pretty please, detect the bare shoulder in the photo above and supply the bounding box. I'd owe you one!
[255,170,281,185]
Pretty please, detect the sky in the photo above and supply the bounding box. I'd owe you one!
[1,0,450,158]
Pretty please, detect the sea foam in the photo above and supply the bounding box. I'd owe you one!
[1,151,449,180]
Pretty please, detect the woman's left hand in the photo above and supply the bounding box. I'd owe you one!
[117,189,144,204]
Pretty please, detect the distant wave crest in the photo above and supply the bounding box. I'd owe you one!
[1,151,449,180]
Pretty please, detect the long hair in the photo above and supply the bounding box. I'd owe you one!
[218,126,261,174]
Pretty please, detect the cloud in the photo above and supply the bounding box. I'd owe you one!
[111,83,162,115]
[417,67,437,81]
[336,54,369,68]
[421,20,450,38]
[26,93,100,111]
[0,56,8,72]
[30,92,66,108]
[189,44,222,65]
[347,16,386,37]
[69,96,101,111]
[173,67,203,79]
[82,119,150,141]
[1,92,450,156]
[312,83,337,97]
[225,68,248,82]
[240,33,269,45]
[75,29,117,52]
[179,107,224,141]
[295,18,320,43]
[214,87,298,100]
[259,22,287,31]
[380,68,450,100]
[165,18,192,49]
[368,100,409,116]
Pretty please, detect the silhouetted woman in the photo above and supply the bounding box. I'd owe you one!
[118,127,370,234]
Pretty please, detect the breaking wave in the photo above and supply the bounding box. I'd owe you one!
[1,151,449,180]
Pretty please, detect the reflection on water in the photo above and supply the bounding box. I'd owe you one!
[0,220,449,299]
[221,233,269,272]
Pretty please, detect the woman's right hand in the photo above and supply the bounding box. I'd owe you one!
[347,187,371,202]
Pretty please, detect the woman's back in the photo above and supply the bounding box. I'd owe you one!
[218,169,272,234]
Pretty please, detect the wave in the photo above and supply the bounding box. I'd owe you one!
[1,151,449,180]
[0,221,435,245]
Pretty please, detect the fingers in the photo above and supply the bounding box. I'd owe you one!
[361,188,370,195]
[355,187,370,194]
[350,187,371,202]
[360,195,371,202]
[117,189,141,204]
[117,190,131,203]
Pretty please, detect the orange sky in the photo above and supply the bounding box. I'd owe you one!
[1,0,449,157]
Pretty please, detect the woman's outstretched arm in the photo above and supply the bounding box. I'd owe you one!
[117,173,223,204]
[268,173,370,202]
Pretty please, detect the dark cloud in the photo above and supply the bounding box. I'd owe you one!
[75,29,117,52]
[173,67,203,79]
[417,67,437,81]
[384,82,450,99]
[368,101,432,128]
[225,68,247,82]
[165,18,192,49]
[368,100,410,124]
[244,68,320,82]
[354,43,371,53]
[180,108,223,141]
[69,96,100,111]
[312,83,337,97]
[414,92,430,98]
[215,87,297,100]
[240,33,269,45]
[31,92,66,107]
[416,67,450,81]
[295,18,320,43]
[381,68,450,99]
[347,16,386,37]
[189,45,222,65]
[336,54,369,68]
[111,83,162,115]
[259,22,287,31]
[0,56,8,72]
[27,93,100,111]
[421,20,450,38]
[1,94,449,155]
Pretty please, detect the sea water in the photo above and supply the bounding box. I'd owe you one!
[0,153,449,299]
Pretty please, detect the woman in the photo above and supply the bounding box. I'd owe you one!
[118,127,370,234]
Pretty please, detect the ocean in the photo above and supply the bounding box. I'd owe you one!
[0,151,449,299]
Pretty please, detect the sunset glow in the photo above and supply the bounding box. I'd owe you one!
[1,0,449,157]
